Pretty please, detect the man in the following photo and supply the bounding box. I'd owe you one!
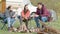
[34,3,50,28]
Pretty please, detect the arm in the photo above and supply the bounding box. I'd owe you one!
[21,11,25,18]
[43,6,50,17]
[5,9,10,17]
[12,12,17,18]
[34,9,39,17]
[44,9,50,17]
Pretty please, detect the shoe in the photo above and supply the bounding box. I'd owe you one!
[8,27,12,32]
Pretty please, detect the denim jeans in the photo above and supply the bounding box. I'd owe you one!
[34,16,48,28]
[5,17,15,27]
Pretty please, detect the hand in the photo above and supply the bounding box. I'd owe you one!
[25,17,28,19]
[12,16,15,18]
[34,14,39,17]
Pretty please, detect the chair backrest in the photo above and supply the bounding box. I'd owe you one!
[49,9,58,21]
[0,13,4,19]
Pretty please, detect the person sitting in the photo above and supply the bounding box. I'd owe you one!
[34,3,51,28]
[21,4,30,32]
[4,6,16,32]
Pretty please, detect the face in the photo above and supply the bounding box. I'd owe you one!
[9,6,13,10]
[25,5,28,10]
[37,4,42,9]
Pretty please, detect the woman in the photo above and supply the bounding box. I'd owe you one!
[21,4,30,31]
[4,6,16,32]
[34,3,50,28]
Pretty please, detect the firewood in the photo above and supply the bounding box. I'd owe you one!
[39,20,60,34]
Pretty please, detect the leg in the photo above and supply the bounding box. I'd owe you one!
[17,16,23,31]
[10,18,15,27]
[9,18,16,32]
[19,16,23,25]
[34,17,40,28]
[7,17,12,31]
[23,23,28,31]
[41,17,48,22]
[41,17,48,28]
[24,19,28,29]
[7,17,11,28]
[17,16,22,25]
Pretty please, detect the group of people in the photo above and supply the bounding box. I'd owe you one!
[4,3,51,32]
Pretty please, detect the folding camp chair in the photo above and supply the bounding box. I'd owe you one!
[0,18,7,30]
[0,13,7,30]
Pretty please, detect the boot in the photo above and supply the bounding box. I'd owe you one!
[8,27,12,32]
[11,26,17,32]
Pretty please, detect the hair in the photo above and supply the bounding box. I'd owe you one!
[7,6,11,10]
[38,3,44,6]
[24,4,28,14]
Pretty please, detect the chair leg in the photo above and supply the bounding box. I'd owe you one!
[1,23,6,30]
[30,19,32,29]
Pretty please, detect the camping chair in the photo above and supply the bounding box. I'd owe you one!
[0,13,7,30]
[0,18,7,30]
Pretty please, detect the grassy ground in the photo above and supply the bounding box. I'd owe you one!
[0,16,60,34]
[0,18,36,34]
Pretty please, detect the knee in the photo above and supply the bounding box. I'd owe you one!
[34,17,39,20]
[41,17,47,22]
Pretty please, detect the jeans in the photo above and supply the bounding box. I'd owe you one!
[5,17,15,27]
[34,16,48,28]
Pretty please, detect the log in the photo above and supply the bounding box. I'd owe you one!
[39,20,60,34]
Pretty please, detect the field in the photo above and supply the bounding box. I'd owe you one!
[0,0,60,34]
